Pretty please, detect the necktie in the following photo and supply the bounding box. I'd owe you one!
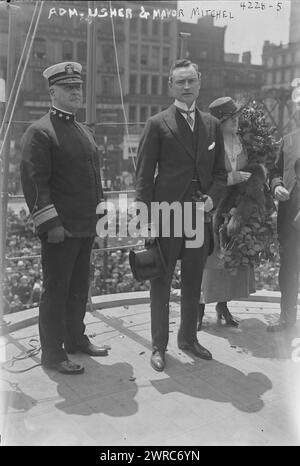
[178,108,194,130]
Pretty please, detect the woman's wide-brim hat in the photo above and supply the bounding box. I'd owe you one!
[208,96,242,122]
[129,239,167,282]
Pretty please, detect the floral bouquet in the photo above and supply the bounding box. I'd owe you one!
[216,101,280,274]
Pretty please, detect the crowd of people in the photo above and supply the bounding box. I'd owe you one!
[4,207,183,314]
[4,208,42,314]
[4,208,151,313]
[4,203,279,315]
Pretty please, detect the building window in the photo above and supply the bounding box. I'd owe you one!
[199,50,208,60]
[162,47,169,67]
[141,19,148,35]
[289,68,294,81]
[286,53,292,65]
[284,69,291,83]
[276,55,282,66]
[151,76,159,94]
[295,50,300,64]
[266,72,273,85]
[77,41,86,61]
[32,38,46,60]
[129,106,137,122]
[152,20,159,36]
[141,45,149,66]
[276,70,281,84]
[62,40,73,60]
[140,106,148,122]
[151,106,158,116]
[0,56,6,80]
[162,76,169,94]
[151,46,160,68]
[234,73,241,83]
[163,22,170,37]
[212,75,220,87]
[129,75,137,94]
[267,56,274,68]
[130,17,138,34]
[140,75,148,94]
[201,73,208,88]
[102,76,114,94]
[130,44,138,64]
[102,44,114,64]
[32,70,46,91]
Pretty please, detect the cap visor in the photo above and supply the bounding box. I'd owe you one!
[54,78,83,85]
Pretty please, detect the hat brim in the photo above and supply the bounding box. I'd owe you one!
[219,104,243,122]
[51,78,83,86]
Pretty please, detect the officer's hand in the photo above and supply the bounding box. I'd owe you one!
[47,226,65,243]
[274,186,290,202]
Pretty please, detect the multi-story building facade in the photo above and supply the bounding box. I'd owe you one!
[261,1,300,135]
[1,1,268,185]
[0,1,178,188]
[178,17,263,110]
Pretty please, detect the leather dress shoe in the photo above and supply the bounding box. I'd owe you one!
[150,350,165,372]
[66,341,109,356]
[267,321,295,333]
[178,341,212,360]
[45,359,85,374]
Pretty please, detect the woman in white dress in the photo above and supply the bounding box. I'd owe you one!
[198,97,256,330]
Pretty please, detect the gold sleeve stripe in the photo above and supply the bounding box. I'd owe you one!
[32,204,58,227]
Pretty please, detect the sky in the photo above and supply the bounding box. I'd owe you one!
[177,0,291,64]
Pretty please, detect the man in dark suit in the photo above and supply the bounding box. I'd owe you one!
[135,59,227,371]
[268,129,300,332]
[20,62,109,374]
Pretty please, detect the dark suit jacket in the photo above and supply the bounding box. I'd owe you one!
[270,133,300,242]
[135,104,227,216]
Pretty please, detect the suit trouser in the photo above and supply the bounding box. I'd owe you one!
[150,223,210,352]
[39,236,94,365]
[278,229,300,325]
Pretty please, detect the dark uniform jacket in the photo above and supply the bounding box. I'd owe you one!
[20,107,103,237]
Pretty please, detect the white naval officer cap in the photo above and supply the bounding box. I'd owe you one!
[43,62,83,86]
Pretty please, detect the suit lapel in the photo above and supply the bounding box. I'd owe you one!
[163,105,195,160]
